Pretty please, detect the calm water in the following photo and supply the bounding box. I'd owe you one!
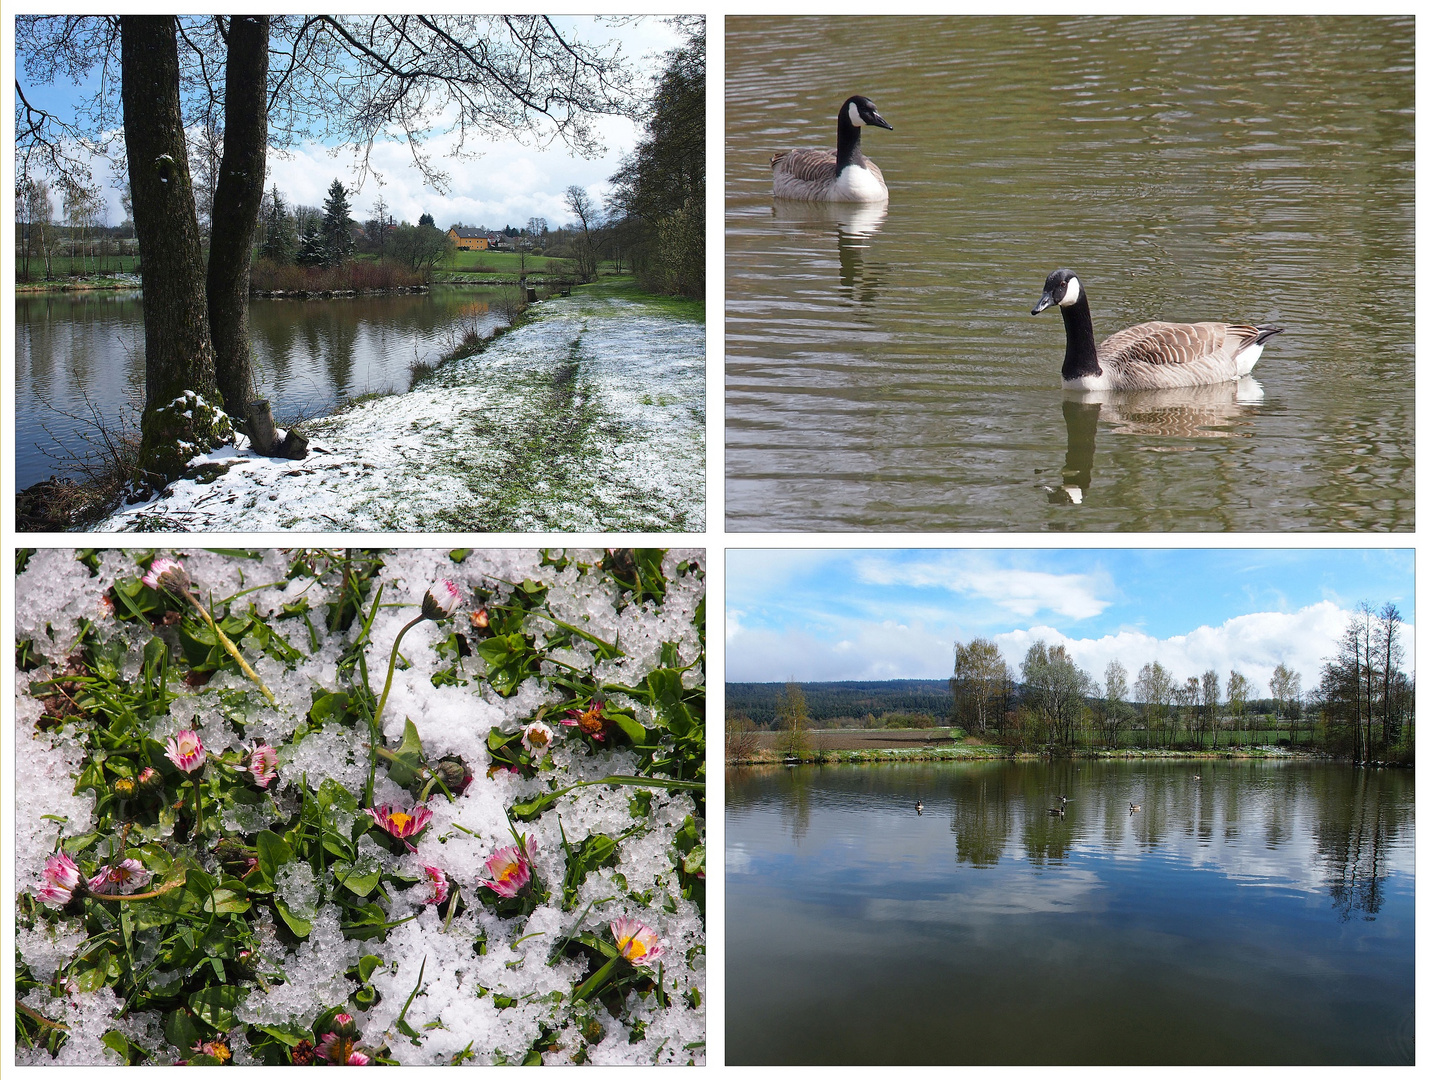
[727,761,1414,1065]
[726,17,1414,531]
[16,287,509,489]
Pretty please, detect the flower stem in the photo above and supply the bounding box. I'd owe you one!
[191,775,204,838]
[185,592,276,705]
[88,875,187,903]
[375,614,426,731]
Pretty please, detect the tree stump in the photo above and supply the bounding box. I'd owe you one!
[247,399,277,454]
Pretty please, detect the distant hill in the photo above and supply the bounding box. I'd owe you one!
[726,679,952,728]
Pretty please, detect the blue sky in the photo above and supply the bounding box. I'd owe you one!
[725,549,1414,693]
[15,16,683,230]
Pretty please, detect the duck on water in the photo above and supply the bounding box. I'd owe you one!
[772,95,893,203]
[1032,269,1283,391]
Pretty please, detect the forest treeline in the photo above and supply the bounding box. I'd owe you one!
[728,601,1414,763]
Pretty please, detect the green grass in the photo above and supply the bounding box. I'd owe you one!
[439,249,570,274]
[577,275,705,323]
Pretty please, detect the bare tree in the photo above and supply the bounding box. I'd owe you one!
[1201,670,1221,748]
[1102,659,1131,747]
[1226,669,1250,746]
[564,184,600,282]
[726,713,760,763]
[1377,603,1404,757]
[1135,660,1174,747]
[1020,641,1091,748]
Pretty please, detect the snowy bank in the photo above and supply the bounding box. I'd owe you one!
[98,294,705,531]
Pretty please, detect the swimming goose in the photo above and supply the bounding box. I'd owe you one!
[1129,802,1142,813]
[1032,269,1283,391]
[772,95,893,203]
[915,800,924,815]
[1048,805,1066,817]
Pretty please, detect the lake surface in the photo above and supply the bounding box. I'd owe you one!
[726,16,1414,531]
[727,761,1414,1065]
[16,287,509,490]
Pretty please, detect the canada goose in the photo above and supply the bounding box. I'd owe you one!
[1032,269,1283,391]
[915,800,924,815]
[1129,802,1142,813]
[772,95,893,203]
[1048,805,1065,817]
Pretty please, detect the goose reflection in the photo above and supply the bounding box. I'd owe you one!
[1048,377,1265,505]
[772,199,889,305]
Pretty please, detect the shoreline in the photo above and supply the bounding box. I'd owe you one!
[727,745,1401,766]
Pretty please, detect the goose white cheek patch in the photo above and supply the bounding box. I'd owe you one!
[847,101,866,126]
[1059,277,1082,306]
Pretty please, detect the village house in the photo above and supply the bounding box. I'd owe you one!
[447,226,488,251]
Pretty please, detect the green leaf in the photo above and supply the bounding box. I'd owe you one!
[607,711,649,746]
[165,1008,201,1051]
[189,985,244,1032]
[317,777,358,814]
[358,955,385,983]
[334,857,384,898]
[385,718,427,788]
[274,896,312,939]
[255,830,294,881]
[204,877,251,915]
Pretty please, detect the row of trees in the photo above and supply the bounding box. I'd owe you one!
[947,604,1412,759]
[16,175,120,280]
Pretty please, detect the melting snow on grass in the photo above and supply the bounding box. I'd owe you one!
[99,295,705,532]
[16,548,705,1065]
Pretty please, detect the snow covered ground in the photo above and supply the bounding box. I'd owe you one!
[98,295,705,532]
[15,548,705,1065]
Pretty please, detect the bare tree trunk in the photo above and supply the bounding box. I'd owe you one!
[123,15,231,489]
[207,15,269,418]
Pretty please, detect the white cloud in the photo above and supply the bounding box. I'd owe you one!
[854,553,1111,621]
[724,600,1413,693]
[992,602,1413,697]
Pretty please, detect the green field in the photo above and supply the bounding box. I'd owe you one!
[17,253,140,281]
[439,248,572,274]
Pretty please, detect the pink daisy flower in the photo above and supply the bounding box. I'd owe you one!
[87,858,152,895]
[421,865,450,906]
[365,804,433,852]
[421,579,462,621]
[480,837,536,898]
[165,729,206,773]
[611,917,663,967]
[36,852,82,906]
[243,742,279,788]
[561,700,609,741]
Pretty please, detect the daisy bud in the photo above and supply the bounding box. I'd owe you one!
[141,556,191,594]
[421,580,462,621]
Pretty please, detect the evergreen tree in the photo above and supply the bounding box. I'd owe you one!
[320,178,354,266]
[418,212,435,228]
[259,185,296,263]
[296,220,325,266]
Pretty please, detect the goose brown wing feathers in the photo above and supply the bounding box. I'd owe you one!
[771,148,839,184]
[1099,321,1246,368]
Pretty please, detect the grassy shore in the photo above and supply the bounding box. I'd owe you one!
[730,727,1321,765]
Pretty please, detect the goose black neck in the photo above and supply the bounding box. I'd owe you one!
[1059,292,1101,380]
[835,113,866,174]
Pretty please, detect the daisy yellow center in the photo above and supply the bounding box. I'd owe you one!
[620,935,647,960]
[389,812,412,832]
[497,861,520,883]
[211,1044,231,1063]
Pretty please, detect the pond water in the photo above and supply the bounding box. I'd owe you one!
[726,16,1415,531]
[15,287,509,490]
[727,761,1414,1065]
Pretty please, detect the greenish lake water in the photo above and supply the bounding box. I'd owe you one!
[727,760,1414,1065]
[726,16,1414,531]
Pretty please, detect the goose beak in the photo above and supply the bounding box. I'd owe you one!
[869,111,893,131]
[1032,290,1055,315]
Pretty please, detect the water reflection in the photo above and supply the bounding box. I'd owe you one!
[16,288,510,488]
[728,761,1413,1064]
[771,199,890,305]
[1051,378,1264,504]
